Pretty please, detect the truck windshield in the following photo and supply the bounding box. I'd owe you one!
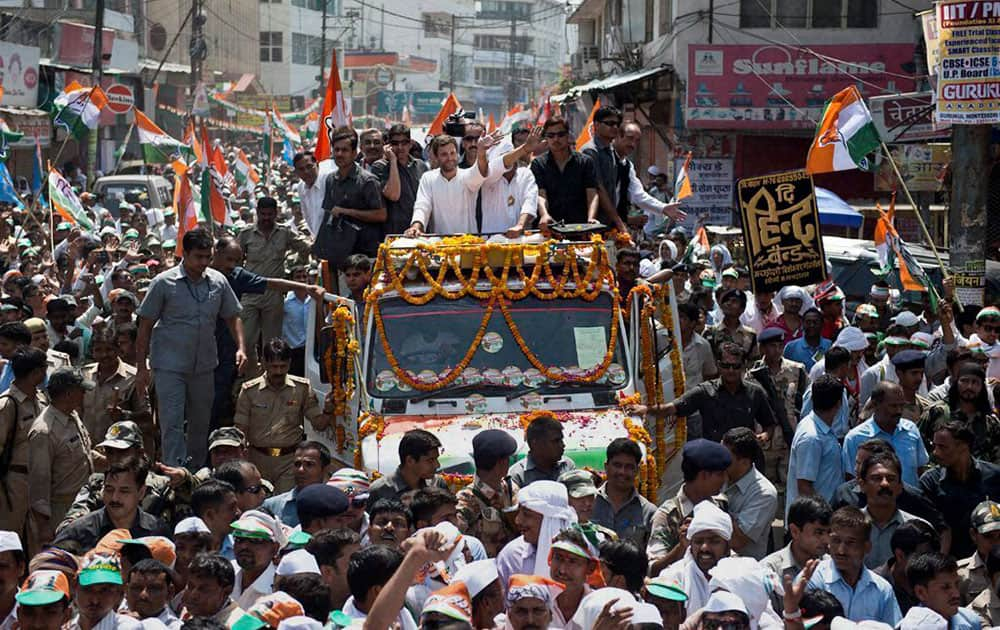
[98,183,151,209]
[367,291,627,399]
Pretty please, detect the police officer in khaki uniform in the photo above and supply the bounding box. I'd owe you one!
[27,367,96,548]
[81,328,154,458]
[234,338,328,493]
[0,347,48,536]
[456,429,520,557]
[237,197,312,373]
[58,420,187,532]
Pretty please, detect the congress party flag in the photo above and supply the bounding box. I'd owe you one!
[874,194,936,305]
[172,161,199,256]
[49,169,93,230]
[427,93,461,137]
[53,81,108,140]
[271,107,301,146]
[575,98,601,151]
[233,148,260,192]
[315,50,349,161]
[673,152,693,202]
[134,110,194,164]
[805,86,881,174]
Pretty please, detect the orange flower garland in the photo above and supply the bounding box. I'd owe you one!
[519,409,564,431]
[355,411,385,470]
[327,304,360,451]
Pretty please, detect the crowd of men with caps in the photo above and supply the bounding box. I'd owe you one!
[3,114,1000,629]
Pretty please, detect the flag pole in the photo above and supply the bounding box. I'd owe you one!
[115,119,135,174]
[879,140,959,310]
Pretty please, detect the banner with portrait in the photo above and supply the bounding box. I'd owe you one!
[737,169,827,294]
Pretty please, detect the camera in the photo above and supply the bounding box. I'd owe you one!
[444,109,477,137]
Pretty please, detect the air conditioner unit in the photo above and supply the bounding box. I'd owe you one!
[582,45,600,62]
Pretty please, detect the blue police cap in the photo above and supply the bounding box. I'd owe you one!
[682,439,732,472]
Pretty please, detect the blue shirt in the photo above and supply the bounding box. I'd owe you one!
[807,558,901,625]
[800,386,849,440]
[783,336,832,372]
[282,292,311,350]
[262,488,299,527]
[0,363,12,392]
[219,534,235,561]
[951,607,983,629]
[842,418,929,487]
[786,412,844,518]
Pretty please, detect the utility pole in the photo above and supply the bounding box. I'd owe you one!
[949,125,990,269]
[449,14,456,92]
[506,16,517,110]
[189,0,206,104]
[87,0,105,186]
[320,0,328,91]
[380,5,384,50]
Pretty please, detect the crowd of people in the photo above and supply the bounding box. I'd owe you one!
[0,107,998,630]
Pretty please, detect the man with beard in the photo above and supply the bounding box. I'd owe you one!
[75,554,142,630]
[656,501,733,617]
[920,362,1000,463]
[261,441,333,527]
[496,480,577,589]
[52,456,168,550]
[858,451,929,568]
[806,506,901,624]
[902,552,982,629]
[180,553,245,626]
[236,197,312,374]
[306,528,361,611]
[229,510,286,610]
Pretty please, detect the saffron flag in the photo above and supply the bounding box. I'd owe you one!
[874,194,935,302]
[805,86,881,174]
[135,110,194,164]
[200,144,230,225]
[427,93,461,137]
[673,152,693,202]
[233,149,260,192]
[682,223,710,263]
[315,50,349,161]
[53,81,108,139]
[487,113,496,133]
[172,161,199,255]
[575,98,601,151]
[48,169,92,229]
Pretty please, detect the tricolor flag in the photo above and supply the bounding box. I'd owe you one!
[874,194,936,305]
[315,50,349,161]
[805,86,881,174]
[0,123,23,161]
[134,110,194,164]
[53,81,108,140]
[233,149,260,192]
[184,120,203,165]
[673,152,693,202]
[271,106,301,146]
[498,107,533,135]
[486,113,496,133]
[172,161,199,255]
[682,223,710,263]
[48,169,93,229]
[427,93,461,137]
[575,98,601,151]
[200,144,231,225]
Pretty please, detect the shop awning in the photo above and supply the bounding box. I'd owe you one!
[816,187,863,228]
[139,58,191,74]
[555,65,672,100]
[40,57,132,75]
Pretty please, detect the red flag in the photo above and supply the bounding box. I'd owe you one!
[427,93,461,137]
[315,50,349,161]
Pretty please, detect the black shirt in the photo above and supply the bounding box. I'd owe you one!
[321,163,386,256]
[919,458,1000,558]
[52,507,169,551]
[216,266,268,368]
[530,151,599,224]
[673,378,776,443]
[371,158,429,236]
[831,479,947,532]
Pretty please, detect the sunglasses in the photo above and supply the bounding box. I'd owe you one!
[718,361,743,370]
[545,131,569,139]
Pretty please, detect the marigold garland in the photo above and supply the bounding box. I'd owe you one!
[327,304,360,451]
[355,411,385,470]
[441,473,475,492]
[519,409,564,431]
[367,237,621,391]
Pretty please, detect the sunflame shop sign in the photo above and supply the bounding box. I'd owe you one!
[686,44,917,129]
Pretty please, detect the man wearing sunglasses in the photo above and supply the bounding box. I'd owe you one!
[969,306,1000,380]
[529,117,600,230]
[580,106,629,232]
[371,124,428,236]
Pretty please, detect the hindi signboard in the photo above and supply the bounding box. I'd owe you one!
[875,144,950,191]
[953,260,986,306]
[934,1,1000,124]
[737,169,827,294]
[869,92,949,142]
[674,157,733,228]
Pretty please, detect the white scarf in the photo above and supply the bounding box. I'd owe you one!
[516,481,578,579]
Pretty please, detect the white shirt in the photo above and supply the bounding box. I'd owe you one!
[479,156,538,234]
[231,561,276,611]
[87,610,143,630]
[621,159,667,216]
[160,222,178,242]
[296,159,336,237]
[342,596,417,630]
[412,165,486,234]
